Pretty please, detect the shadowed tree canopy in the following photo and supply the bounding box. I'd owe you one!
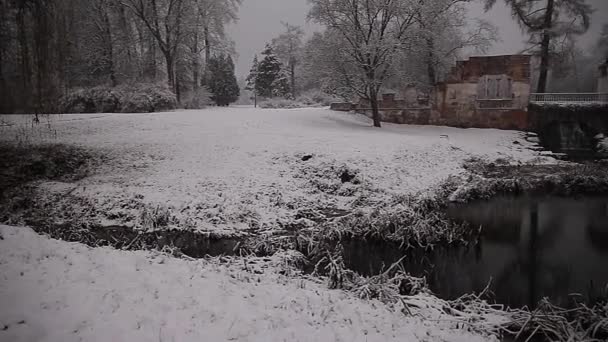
[0,0,242,113]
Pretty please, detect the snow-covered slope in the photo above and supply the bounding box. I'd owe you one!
[0,108,543,235]
[0,225,495,342]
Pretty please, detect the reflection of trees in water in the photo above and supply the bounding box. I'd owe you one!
[492,202,574,308]
[449,198,526,244]
[586,201,608,253]
[347,198,608,307]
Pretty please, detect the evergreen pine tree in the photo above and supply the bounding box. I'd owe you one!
[272,69,292,98]
[245,55,260,106]
[245,55,259,93]
[206,54,240,106]
[256,44,289,98]
[245,55,259,97]
[225,56,240,104]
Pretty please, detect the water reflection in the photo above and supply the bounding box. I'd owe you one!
[342,197,608,308]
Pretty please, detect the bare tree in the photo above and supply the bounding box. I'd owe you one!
[308,0,420,127]
[599,23,608,59]
[83,0,118,86]
[413,0,497,87]
[271,22,304,97]
[197,0,242,79]
[0,0,242,113]
[121,0,187,96]
[484,0,593,93]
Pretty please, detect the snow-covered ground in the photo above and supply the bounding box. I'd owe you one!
[0,107,547,341]
[1,107,544,235]
[0,225,497,342]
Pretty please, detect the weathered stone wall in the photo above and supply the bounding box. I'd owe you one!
[336,54,534,130]
[528,103,608,155]
[431,55,531,130]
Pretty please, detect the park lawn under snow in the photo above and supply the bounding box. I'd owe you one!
[0,107,546,341]
[0,225,498,342]
[1,107,543,236]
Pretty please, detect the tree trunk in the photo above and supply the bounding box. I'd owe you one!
[17,6,31,111]
[536,35,551,93]
[290,58,296,97]
[33,1,50,114]
[119,6,134,78]
[369,89,381,128]
[164,51,175,91]
[101,6,117,87]
[426,37,436,87]
[536,0,554,93]
[192,32,200,89]
[204,25,210,79]
[175,74,181,102]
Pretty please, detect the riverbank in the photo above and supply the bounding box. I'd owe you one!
[2,108,605,341]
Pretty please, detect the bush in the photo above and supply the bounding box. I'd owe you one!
[181,87,213,109]
[259,98,307,109]
[305,90,339,106]
[258,90,340,109]
[58,83,178,114]
[138,83,178,112]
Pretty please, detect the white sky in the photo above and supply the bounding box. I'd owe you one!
[228,0,608,76]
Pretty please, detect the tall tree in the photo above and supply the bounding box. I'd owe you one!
[484,0,593,93]
[255,44,289,98]
[0,0,242,113]
[120,0,187,97]
[412,0,497,87]
[599,23,608,59]
[84,0,118,87]
[308,0,419,127]
[245,55,260,106]
[271,22,304,97]
[206,54,240,106]
[190,0,242,87]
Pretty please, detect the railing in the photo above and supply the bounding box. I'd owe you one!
[530,93,608,103]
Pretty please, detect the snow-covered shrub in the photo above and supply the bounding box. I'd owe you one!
[296,95,316,106]
[181,87,213,109]
[119,89,153,113]
[117,83,177,113]
[139,83,177,112]
[58,87,120,113]
[305,90,339,106]
[595,133,608,155]
[257,90,339,109]
[58,83,177,113]
[259,98,306,109]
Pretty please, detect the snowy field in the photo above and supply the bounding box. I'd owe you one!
[0,224,498,342]
[0,107,547,341]
[2,107,543,236]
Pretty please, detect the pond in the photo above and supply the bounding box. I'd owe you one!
[342,196,608,308]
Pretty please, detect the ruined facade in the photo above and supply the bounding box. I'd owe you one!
[341,54,534,130]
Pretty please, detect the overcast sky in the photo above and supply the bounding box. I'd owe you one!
[228,0,608,76]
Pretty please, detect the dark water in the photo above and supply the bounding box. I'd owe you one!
[342,197,608,308]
